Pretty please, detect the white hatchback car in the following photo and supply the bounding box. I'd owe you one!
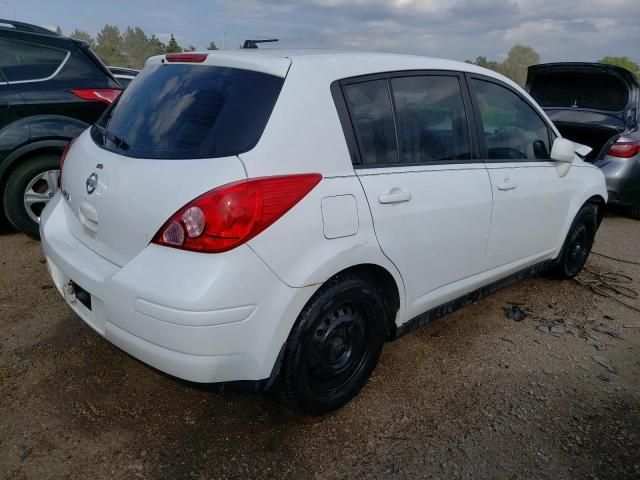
[41,50,606,414]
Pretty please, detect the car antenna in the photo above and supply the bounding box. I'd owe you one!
[242,39,279,49]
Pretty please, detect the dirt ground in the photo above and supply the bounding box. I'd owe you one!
[1,212,639,480]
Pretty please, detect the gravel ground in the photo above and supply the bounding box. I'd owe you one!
[1,213,639,479]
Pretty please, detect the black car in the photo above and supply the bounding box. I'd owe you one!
[0,19,121,238]
[526,63,640,218]
[108,66,139,88]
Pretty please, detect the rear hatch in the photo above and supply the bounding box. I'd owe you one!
[61,53,289,266]
[526,63,639,160]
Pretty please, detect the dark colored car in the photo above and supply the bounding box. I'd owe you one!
[0,19,121,237]
[527,63,640,218]
[108,66,139,88]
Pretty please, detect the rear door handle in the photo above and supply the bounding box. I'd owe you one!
[378,190,412,204]
[497,181,518,191]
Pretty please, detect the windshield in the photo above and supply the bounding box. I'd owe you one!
[529,71,629,111]
[92,64,284,159]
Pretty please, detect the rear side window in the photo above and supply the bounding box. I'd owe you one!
[93,64,284,159]
[0,39,67,82]
[343,80,398,165]
[390,75,471,162]
[472,79,551,160]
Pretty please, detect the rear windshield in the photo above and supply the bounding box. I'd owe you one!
[92,64,284,159]
[529,72,629,111]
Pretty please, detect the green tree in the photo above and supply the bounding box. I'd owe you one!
[55,26,63,35]
[69,29,95,48]
[598,56,640,76]
[95,25,126,66]
[148,35,167,57]
[206,41,218,51]
[474,55,501,73]
[165,34,182,53]
[500,45,540,86]
[123,26,151,68]
[185,45,197,52]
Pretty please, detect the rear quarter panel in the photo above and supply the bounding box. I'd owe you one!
[241,58,407,324]
[246,174,407,326]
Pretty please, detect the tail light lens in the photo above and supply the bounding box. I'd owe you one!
[165,53,208,63]
[152,174,322,253]
[608,140,640,158]
[70,88,122,105]
[58,137,77,186]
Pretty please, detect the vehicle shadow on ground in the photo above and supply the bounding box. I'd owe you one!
[0,217,16,235]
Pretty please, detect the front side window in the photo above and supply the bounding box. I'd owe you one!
[472,79,551,160]
[343,80,398,166]
[391,75,471,163]
[0,39,67,82]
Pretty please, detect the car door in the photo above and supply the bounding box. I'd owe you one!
[468,75,574,272]
[0,69,30,161]
[338,72,493,319]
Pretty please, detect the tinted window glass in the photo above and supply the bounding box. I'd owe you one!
[93,64,284,159]
[473,79,551,160]
[344,80,398,165]
[0,40,67,82]
[391,75,470,163]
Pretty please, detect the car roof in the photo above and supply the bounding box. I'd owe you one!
[147,48,516,88]
[0,18,76,49]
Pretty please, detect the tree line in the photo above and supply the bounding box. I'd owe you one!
[55,25,218,69]
[56,25,640,83]
[467,45,640,86]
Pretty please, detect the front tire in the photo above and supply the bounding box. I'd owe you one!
[2,154,60,239]
[280,274,386,414]
[551,204,597,279]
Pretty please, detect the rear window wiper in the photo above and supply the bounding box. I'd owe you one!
[93,124,129,150]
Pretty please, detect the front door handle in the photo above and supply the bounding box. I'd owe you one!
[497,181,518,191]
[378,190,412,204]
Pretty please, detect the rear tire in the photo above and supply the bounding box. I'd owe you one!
[280,273,386,414]
[2,154,60,239]
[551,204,597,279]
[625,206,640,220]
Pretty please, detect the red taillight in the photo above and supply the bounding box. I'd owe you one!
[165,53,208,63]
[152,174,322,253]
[58,137,77,186]
[608,140,640,158]
[70,88,122,105]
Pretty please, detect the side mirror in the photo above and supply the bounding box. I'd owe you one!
[550,138,575,163]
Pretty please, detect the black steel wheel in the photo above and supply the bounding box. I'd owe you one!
[552,204,597,279]
[280,273,386,414]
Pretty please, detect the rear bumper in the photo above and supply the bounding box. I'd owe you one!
[594,154,640,207]
[40,194,316,384]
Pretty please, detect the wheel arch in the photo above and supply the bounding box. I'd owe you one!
[0,139,69,193]
[553,171,608,259]
[321,263,402,339]
[585,194,606,227]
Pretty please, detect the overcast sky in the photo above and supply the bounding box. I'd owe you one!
[4,0,639,63]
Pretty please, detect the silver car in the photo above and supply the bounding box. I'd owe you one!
[527,63,640,219]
